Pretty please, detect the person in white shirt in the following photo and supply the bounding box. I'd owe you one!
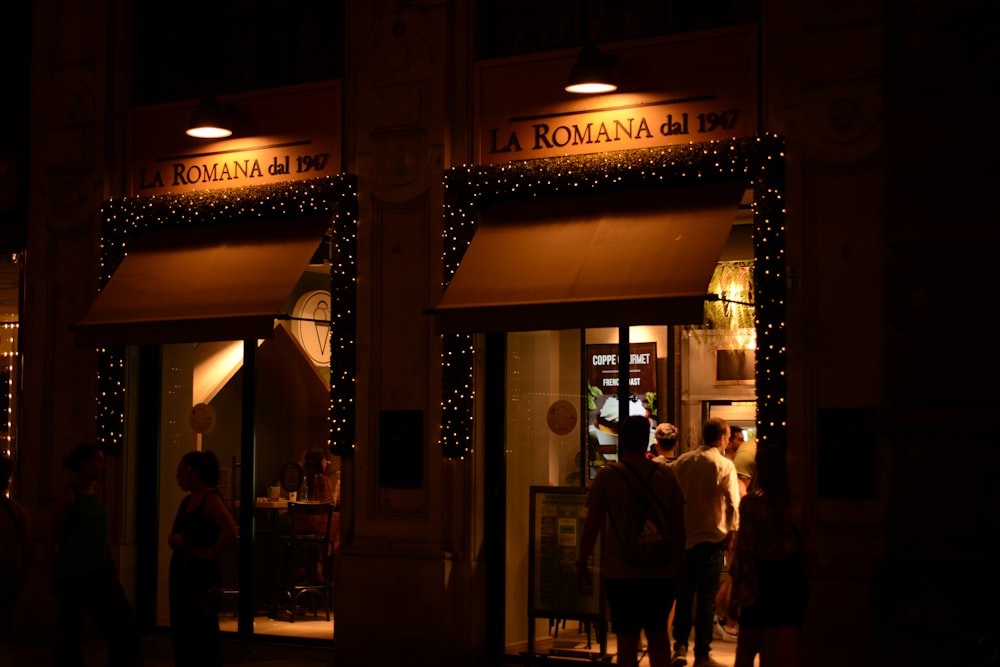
[668,418,740,667]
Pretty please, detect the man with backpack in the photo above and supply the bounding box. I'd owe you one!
[576,415,686,667]
[669,418,741,667]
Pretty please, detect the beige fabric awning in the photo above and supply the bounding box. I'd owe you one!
[75,216,330,346]
[433,181,746,334]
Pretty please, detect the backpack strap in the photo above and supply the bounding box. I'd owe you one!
[618,461,671,522]
[609,462,671,533]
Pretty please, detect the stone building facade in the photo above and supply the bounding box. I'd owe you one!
[12,2,995,666]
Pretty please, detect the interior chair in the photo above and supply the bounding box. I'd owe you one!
[277,501,335,622]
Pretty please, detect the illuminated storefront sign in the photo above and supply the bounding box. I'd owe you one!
[488,99,742,156]
[136,141,334,191]
[130,81,342,196]
[476,27,756,164]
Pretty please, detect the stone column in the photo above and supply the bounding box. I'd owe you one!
[338,2,484,665]
[763,1,886,665]
[20,0,132,638]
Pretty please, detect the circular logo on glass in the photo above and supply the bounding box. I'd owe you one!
[292,290,332,366]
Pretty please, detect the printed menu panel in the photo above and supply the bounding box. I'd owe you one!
[586,342,658,456]
[529,486,601,617]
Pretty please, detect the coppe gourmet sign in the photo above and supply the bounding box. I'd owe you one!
[136,140,333,192]
[476,27,757,165]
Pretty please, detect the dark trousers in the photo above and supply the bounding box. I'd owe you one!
[53,580,143,667]
[169,581,222,667]
[672,539,726,658]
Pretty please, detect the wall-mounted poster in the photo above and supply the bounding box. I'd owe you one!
[714,348,755,384]
[586,342,657,459]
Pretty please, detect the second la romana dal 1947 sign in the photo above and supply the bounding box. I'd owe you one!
[476,27,757,165]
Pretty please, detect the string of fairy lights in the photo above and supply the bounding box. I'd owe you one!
[1,321,16,458]
[95,175,358,456]
[442,135,787,458]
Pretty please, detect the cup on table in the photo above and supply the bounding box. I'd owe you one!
[288,491,297,502]
[268,485,280,501]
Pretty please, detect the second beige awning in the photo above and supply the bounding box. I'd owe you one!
[433,180,747,334]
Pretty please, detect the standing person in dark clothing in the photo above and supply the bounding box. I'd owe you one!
[167,450,238,667]
[1,453,32,627]
[576,415,686,667]
[728,444,812,667]
[49,443,143,667]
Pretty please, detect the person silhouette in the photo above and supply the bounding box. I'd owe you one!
[669,418,740,667]
[167,450,238,667]
[1,453,32,620]
[729,444,812,667]
[577,415,686,667]
[50,443,143,667]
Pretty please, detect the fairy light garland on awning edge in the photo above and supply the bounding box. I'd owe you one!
[441,135,787,459]
[95,175,358,457]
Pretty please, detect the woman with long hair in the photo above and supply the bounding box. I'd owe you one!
[729,444,812,667]
[167,450,237,667]
[303,447,340,555]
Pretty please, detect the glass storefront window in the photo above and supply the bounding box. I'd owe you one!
[502,324,753,660]
[503,326,670,657]
[1,256,20,466]
[153,266,338,640]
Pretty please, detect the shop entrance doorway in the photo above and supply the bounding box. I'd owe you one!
[439,137,785,663]
[83,176,357,643]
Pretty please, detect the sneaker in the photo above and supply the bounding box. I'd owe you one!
[713,617,737,641]
[671,644,688,667]
[693,654,727,667]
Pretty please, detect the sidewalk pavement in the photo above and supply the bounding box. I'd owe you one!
[1,631,334,667]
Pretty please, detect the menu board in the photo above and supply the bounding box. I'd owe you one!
[528,486,602,617]
[586,342,658,455]
[586,342,658,398]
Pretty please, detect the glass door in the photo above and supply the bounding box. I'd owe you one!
[500,320,757,662]
[502,326,670,660]
[153,268,340,641]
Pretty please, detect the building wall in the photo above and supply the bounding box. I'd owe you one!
[763,2,887,664]
[17,1,996,665]
[877,1,998,664]
[18,0,130,640]
[337,2,483,666]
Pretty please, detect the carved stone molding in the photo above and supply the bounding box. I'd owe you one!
[39,71,102,236]
[358,11,444,201]
[798,79,883,164]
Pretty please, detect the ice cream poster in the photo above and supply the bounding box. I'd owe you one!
[586,342,657,457]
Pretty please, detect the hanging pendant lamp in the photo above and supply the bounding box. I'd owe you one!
[565,43,617,94]
[185,95,233,139]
